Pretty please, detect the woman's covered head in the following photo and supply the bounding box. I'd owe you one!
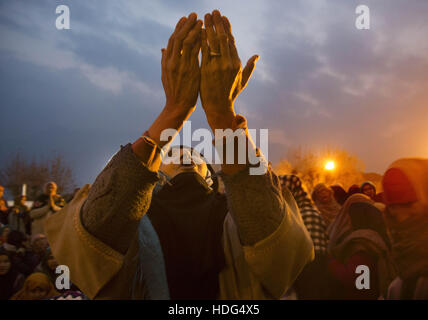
[12,273,59,300]
[382,158,428,223]
[360,181,376,199]
[312,183,334,204]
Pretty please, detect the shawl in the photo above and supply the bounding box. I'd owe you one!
[312,184,341,227]
[383,158,428,280]
[11,272,59,300]
[328,194,374,251]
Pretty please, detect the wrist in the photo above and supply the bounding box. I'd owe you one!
[206,109,236,131]
[164,103,195,119]
[148,105,193,147]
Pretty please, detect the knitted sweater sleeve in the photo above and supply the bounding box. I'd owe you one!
[81,143,160,254]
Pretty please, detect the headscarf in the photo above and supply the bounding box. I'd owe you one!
[382,158,428,279]
[360,181,376,199]
[10,272,59,300]
[0,248,21,300]
[328,193,374,250]
[312,183,341,227]
[330,184,348,205]
[328,195,396,297]
[348,184,361,197]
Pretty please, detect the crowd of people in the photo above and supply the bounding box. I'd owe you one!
[1,10,427,300]
[0,183,85,300]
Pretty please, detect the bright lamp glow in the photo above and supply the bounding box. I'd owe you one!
[325,161,335,171]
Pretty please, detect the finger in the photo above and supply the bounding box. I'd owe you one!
[201,29,210,66]
[172,13,198,61]
[161,48,167,84]
[182,20,202,61]
[161,48,166,69]
[167,16,187,58]
[204,13,219,53]
[222,16,240,67]
[212,10,230,61]
[190,34,201,65]
[241,55,259,88]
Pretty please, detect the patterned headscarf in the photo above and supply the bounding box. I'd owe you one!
[280,175,329,255]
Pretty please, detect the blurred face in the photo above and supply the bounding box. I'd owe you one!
[387,201,428,223]
[317,188,332,204]
[362,185,376,199]
[47,254,58,271]
[160,148,208,179]
[32,238,49,254]
[44,182,57,195]
[0,255,11,275]
[29,286,49,300]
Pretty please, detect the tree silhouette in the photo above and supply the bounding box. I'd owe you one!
[0,153,76,200]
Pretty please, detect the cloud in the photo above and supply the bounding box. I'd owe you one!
[1,0,428,186]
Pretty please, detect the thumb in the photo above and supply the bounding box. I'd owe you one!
[241,54,259,89]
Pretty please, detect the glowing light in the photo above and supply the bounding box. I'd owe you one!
[325,161,335,171]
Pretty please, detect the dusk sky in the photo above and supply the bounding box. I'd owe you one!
[1,0,428,187]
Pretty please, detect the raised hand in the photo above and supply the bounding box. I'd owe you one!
[162,13,202,117]
[200,10,259,130]
[144,13,202,148]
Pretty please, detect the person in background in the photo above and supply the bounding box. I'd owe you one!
[330,184,348,205]
[30,182,65,235]
[10,272,59,300]
[327,194,396,299]
[312,183,341,227]
[348,184,361,197]
[35,247,80,294]
[361,181,376,200]
[0,248,25,300]
[29,234,49,268]
[280,175,331,299]
[0,185,9,226]
[382,159,428,299]
[1,230,37,276]
[9,195,31,235]
[0,226,11,245]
